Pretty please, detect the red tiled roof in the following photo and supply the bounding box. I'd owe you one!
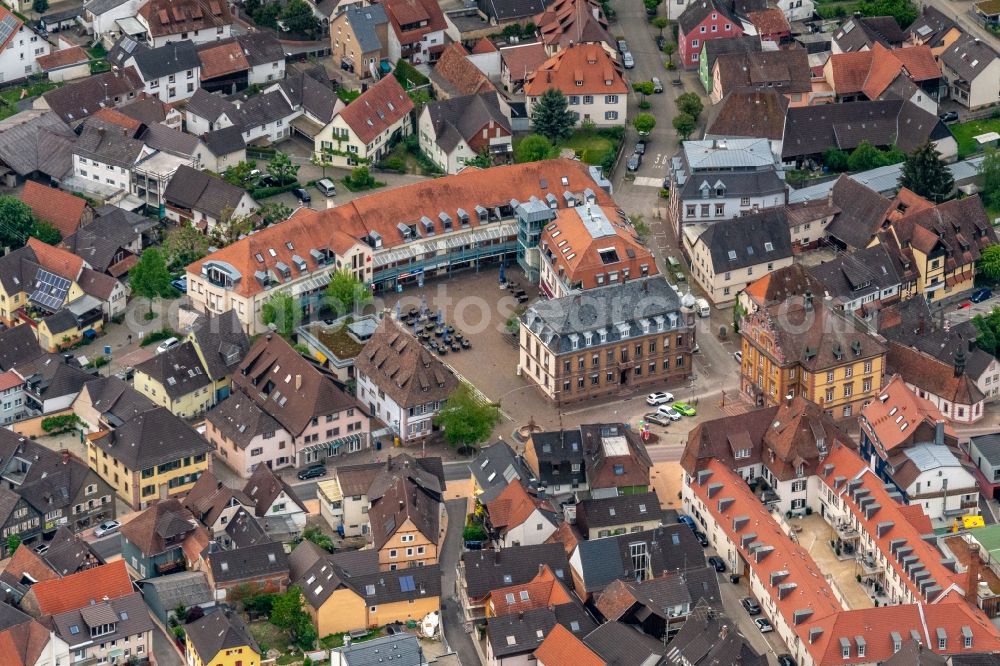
[489,564,574,616]
[0,620,51,666]
[886,342,985,408]
[91,107,143,132]
[860,374,953,452]
[198,41,250,80]
[382,0,446,46]
[525,43,628,97]
[501,43,549,85]
[533,623,606,666]
[862,43,940,99]
[431,43,495,97]
[748,8,790,36]
[29,560,133,615]
[827,50,874,94]
[20,182,88,239]
[36,46,90,71]
[471,38,498,54]
[137,0,232,38]
[336,74,413,145]
[26,238,84,280]
[487,481,551,532]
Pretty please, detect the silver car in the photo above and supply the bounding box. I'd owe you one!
[623,52,635,68]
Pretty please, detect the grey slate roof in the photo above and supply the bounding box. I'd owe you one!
[824,175,892,249]
[80,375,156,427]
[970,433,1000,466]
[575,491,662,531]
[206,388,282,449]
[40,309,77,335]
[344,4,388,53]
[163,164,249,220]
[209,541,288,583]
[940,33,999,83]
[90,406,212,471]
[832,15,905,52]
[51,592,153,649]
[134,341,211,399]
[477,0,544,20]
[523,277,684,354]
[461,543,569,599]
[277,70,339,123]
[583,621,667,666]
[679,0,738,35]
[61,207,155,274]
[224,506,272,548]
[185,609,260,660]
[136,571,214,613]
[487,603,596,657]
[74,116,145,168]
[17,353,92,404]
[666,602,766,665]
[334,634,424,666]
[574,525,704,593]
[425,92,510,153]
[907,6,957,48]
[82,0,133,17]
[235,89,295,128]
[42,67,144,124]
[0,110,76,179]
[107,35,149,70]
[130,40,200,81]
[236,32,285,67]
[808,244,903,305]
[185,88,237,123]
[696,208,793,273]
[202,125,246,157]
[142,123,199,157]
[189,309,250,382]
[468,441,534,503]
[702,35,761,73]
[530,430,586,487]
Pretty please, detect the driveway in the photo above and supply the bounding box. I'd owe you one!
[441,499,480,665]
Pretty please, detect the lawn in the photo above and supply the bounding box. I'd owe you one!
[0,81,59,121]
[950,117,1000,159]
[249,620,289,654]
[316,322,365,359]
[559,130,618,166]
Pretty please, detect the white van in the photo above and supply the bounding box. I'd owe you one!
[317,178,337,197]
[695,298,710,318]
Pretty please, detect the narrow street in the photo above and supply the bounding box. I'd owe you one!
[440,499,480,665]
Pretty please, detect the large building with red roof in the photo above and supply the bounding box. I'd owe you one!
[525,44,628,127]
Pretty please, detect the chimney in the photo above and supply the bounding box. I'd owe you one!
[954,347,966,377]
[295,374,302,390]
[934,420,945,446]
[917,316,924,334]
[967,545,981,603]
[61,450,70,465]
[399,499,404,511]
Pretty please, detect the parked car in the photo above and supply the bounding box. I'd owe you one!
[170,277,187,293]
[655,35,666,50]
[971,288,992,303]
[741,597,762,615]
[734,350,743,363]
[939,110,959,123]
[156,337,180,354]
[777,656,797,666]
[95,520,121,538]
[316,178,337,196]
[693,530,709,547]
[755,618,774,633]
[646,391,674,405]
[617,39,628,53]
[297,465,327,480]
[293,187,312,203]
[643,412,670,427]
[33,543,49,555]
[652,77,663,93]
[635,139,647,155]
[672,402,696,416]
[626,153,642,171]
[657,406,682,421]
[678,514,696,530]
[707,555,726,571]
[622,52,635,68]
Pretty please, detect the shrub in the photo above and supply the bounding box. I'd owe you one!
[250,183,299,200]
[139,328,177,347]
[41,414,81,434]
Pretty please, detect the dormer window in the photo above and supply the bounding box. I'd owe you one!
[575,79,583,86]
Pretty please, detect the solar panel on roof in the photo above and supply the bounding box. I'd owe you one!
[30,269,71,311]
[399,575,416,592]
[0,14,19,45]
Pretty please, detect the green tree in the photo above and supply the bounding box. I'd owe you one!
[258,201,293,225]
[31,220,61,245]
[823,148,849,172]
[633,112,656,136]
[244,0,261,15]
[6,534,20,555]
[900,142,954,202]
[733,299,746,333]
[847,141,885,172]
[981,148,1000,211]
[651,16,669,35]
[210,210,256,246]
[32,0,48,13]
[974,307,1000,356]
[280,0,317,34]
[676,92,703,120]
[530,89,576,143]
[672,113,696,140]
[632,81,654,102]
[164,224,211,268]
[310,152,334,179]
[325,268,372,316]
[514,134,556,163]
[130,248,173,315]
[223,161,257,188]
[0,196,37,250]
[300,526,335,552]
[252,2,280,28]
[662,41,676,63]
[346,165,376,189]
[270,588,316,651]
[433,383,501,453]
[267,152,299,185]
[979,245,1000,284]
[467,147,493,169]
[261,292,301,339]
[856,0,917,27]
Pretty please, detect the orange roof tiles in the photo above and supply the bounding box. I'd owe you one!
[471,38,498,54]
[489,564,574,616]
[5,543,60,584]
[29,560,133,615]
[36,46,90,71]
[382,0,446,46]
[525,43,627,97]
[20,182,88,240]
[827,51,874,94]
[26,238,84,280]
[892,44,941,79]
[198,41,250,80]
[533,623,606,666]
[860,375,952,453]
[748,8,790,36]
[0,370,23,392]
[861,43,940,99]
[0,619,51,666]
[91,107,143,132]
[432,43,495,97]
[488,482,552,532]
[336,74,414,145]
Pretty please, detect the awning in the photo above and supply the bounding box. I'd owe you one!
[290,114,326,139]
[300,433,362,456]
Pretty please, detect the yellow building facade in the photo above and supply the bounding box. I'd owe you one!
[378,517,441,571]
[309,588,440,637]
[185,640,259,666]
[740,299,887,420]
[132,368,218,419]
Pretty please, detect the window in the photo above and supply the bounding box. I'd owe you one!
[791,499,806,510]
[842,405,852,417]
[826,371,835,383]
[605,95,619,104]
[692,39,700,47]
[792,480,806,492]
[604,111,619,120]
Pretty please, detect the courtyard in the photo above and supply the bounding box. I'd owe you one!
[791,513,875,610]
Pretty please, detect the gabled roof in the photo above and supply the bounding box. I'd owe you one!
[583,620,669,665]
[182,470,251,528]
[73,114,146,169]
[368,474,442,549]
[61,207,155,275]
[131,39,200,80]
[939,32,999,82]
[907,6,958,48]
[707,90,787,140]
[202,125,246,157]
[0,618,55,666]
[185,610,260,660]
[19,182,87,239]
[206,388,283,448]
[487,480,555,534]
[120,498,206,557]
[430,43,495,98]
[335,74,413,145]
[381,0,446,45]
[488,563,575,617]
[89,406,212,471]
[525,43,627,97]
[0,111,76,179]
[679,0,738,34]
[696,208,793,272]
[702,35,761,72]
[533,623,606,666]
[188,309,250,382]
[36,46,90,72]
[197,40,249,80]
[478,0,544,21]
[891,196,996,271]
[243,463,308,517]
[462,543,570,600]
[575,491,660,531]
[886,342,985,406]
[134,341,210,399]
[185,87,237,123]
[277,70,341,124]
[535,0,611,49]
[42,68,144,124]
[714,48,812,95]
[824,175,893,249]
[342,4,388,53]
[209,541,287,583]
[808,243,906,307]
[163,165,249,221]
[572,525,703,594]
[469,440,533,503]
[28,560,132,615]
[747,7,789,36]
[666,603,766,665]
[832,15,905,52]
[500,43,549,86]
[487,602,596,658]
[137,0,233,38]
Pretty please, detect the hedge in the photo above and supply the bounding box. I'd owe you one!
[250,182,300,199]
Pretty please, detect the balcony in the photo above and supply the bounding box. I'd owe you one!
[155,559,185,575]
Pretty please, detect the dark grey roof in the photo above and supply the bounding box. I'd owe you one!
[907,6,957,48]
[574,525,703,593]
[209,541,287,583]
[468,441,534,503]
[477,0,544,21]
[163,165,249,220]
[136,571,214,612]
[487,603,596,657]
[82,0,133,17]
[666,602,766,666]
[90,406,212,471]
[202,125,246,157]
[334,634,424,666]
[0,599,33,631]
[576,491,662,530]
[74,116,145,168]
[118,96,171,125]
[134,341,211,399]
[185,609,260,660]
[832,15,905,52]
[185,88,238,123]
[523,277,684,354]
[809,244,903,304]
[17,354,92,403]
[696,208,793,272]
[425,92,510,153]
[235,32,285,66]
[530,430,586,486]
[970,433,1000,466]
[679,0,738,34]
[41,526,104,575]
[42,68,144,124]
[190,310,250,382]
[236,90,295,128]
[141,123,199,157]
[40,309,77,335]
[62,208,155,273]
[107,35,149,70]
[824,176,892,249]
[940,33,999,83]
[702,35,761,72]
[206,388,282,449]
[461,543,569,599]
[224,506,271,548]
[343,4,388,53]
[51,592,153,648]
[583,621,667,666]
[81,375,156,427]
[0,111,76,179]
[950,653,1000,666]
[277,71,339,123]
